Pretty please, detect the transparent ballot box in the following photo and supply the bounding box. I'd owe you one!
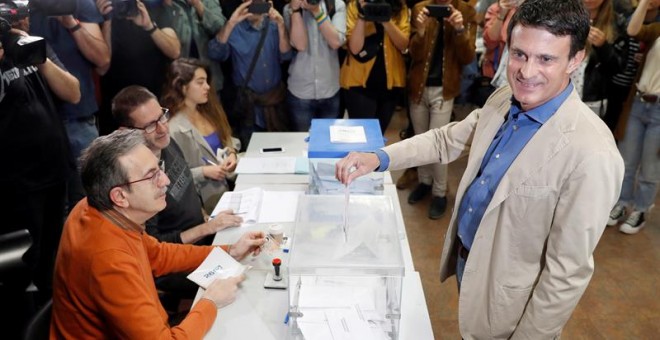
[287,195,404,340]
[307,119,385,195]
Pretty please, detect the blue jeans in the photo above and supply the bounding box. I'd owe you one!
[287,91,340,132]
[63,116,99,208]
[617,98,660,211]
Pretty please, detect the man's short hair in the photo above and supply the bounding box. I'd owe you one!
[79,130,146,211]
[112,86,158,128]
[507,0,590,59]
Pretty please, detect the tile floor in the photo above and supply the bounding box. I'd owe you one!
[384,107,660,339]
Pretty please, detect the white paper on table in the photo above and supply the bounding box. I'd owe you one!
[329,125,367,143]
[298,285,376,311]
[235,157,297,174]
[186,248,248,289]
[210,187,262,221]
[259,190,303,223]
[211,187,303,224]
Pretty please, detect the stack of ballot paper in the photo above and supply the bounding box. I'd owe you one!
[210,187,304,224]
[187,248,249,289]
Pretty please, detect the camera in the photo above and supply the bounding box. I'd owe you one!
[0,1,45,68]
[359,0,392,22]
[112,0,139,19]
[0,0,77,67]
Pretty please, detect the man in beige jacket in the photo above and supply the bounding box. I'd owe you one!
[335,0,624,338]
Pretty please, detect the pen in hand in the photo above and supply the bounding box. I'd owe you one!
[202,157,218,166]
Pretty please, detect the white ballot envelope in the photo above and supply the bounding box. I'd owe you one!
[187,247,249,289]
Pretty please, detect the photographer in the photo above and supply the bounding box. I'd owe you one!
[0,26,80,301]
[30,0,111,211]
[208,0,292,146]
[95,0,181,135]
[339,0,409,133]
[284,0,346,131]
[404,0,476,219]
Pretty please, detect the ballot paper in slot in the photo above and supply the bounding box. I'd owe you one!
[187,247,250,289]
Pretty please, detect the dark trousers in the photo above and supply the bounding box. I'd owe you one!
[344,87,402,134]
[1,181,67,295]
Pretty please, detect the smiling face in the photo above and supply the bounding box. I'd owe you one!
[183,68,211,106]
[506,25,584,111]
[128,98,171,152]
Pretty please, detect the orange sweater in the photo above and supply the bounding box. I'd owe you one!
[51,199,220,339]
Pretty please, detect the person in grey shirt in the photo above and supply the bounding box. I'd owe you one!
[284,0,346,131]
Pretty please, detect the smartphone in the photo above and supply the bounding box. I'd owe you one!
[260,147,285,153]
[426,4,451,19]
[248,1,271,14]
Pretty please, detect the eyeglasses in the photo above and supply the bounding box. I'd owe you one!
[113,160,166,189]
[129,108,170,134]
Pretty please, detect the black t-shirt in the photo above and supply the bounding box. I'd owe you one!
[101,6,175,109]
[0,57,71,192]
[146,140,206,244]
[426,23,444,87]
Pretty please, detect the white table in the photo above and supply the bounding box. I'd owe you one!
[193,133,432,339]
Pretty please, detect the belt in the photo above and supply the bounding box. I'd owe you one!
[457,239,470,260]
[637,91,660,104]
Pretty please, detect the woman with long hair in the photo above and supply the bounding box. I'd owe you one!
[161,58,238,213]
[571,0,622,116]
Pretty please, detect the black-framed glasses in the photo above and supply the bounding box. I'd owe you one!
[112,160,166,189]
[129,108,170,134]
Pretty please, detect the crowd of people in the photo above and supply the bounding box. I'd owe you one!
[0,0,657,338]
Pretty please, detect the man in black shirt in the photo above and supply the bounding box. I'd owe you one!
[0,26,81,337]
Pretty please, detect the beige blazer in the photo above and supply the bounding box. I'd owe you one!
[168,113,232,214]
[384,85,624,339]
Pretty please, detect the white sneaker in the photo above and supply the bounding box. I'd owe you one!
[619,211,646,235]
[607,204,625,226]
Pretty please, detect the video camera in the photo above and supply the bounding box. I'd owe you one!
[0,0,76,68]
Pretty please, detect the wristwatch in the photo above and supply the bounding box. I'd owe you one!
[291,7,303,15]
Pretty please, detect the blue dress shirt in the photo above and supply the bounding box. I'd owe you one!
[207,19,292,94]
[457,83,574,250]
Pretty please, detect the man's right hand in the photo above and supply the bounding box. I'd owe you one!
[335,152,380,185]
[201,274,246,309]
[229,1,253,26]
[207,210,243,233]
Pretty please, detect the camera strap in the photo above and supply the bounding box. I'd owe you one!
[243,18,270,89]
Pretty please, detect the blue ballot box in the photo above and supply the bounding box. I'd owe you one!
[307,119,385,195]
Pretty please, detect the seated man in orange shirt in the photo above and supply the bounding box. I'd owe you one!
[50,129,266,339]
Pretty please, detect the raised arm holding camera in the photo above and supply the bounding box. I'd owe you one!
[95,0,181,135]
[0,19,80,303]
[284,0,346,131]
[339,0,409,133]
[208,0,292,145]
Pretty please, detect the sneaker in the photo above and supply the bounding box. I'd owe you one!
[619,211,646,235]
[396,168,418,190]
[607,204,626,226]
[428,196,447,220]
[408,183,431,204]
